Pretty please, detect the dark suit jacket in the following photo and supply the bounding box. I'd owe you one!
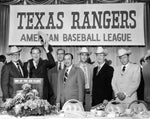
[1,61,24,101]
[137,68,144,100]
[23,49,55,103]
[92,63,114,106]
[56,65,85,107]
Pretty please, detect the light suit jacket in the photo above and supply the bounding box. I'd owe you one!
[76,63,94,92]
[56,65,85,106]
[111,62,141,104]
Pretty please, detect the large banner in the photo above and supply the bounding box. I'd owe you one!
[9,3,145,46]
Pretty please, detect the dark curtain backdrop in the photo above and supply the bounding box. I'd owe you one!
[0,5,9,55]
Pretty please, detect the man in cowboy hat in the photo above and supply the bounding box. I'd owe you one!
[76,47,94,111]
[1,46,24,102]
[92,47,114,106]
[111,48,140,105]
[143,50,150,109]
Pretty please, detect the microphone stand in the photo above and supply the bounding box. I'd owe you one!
[27,61,30,79]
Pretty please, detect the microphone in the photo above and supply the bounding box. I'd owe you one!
[27,61,30,78]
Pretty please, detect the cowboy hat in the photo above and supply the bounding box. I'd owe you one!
[78,47,91,55]
[95,47,108,56]
[7,46,22,55]
[38,31,48,45]
[117,48,131,57]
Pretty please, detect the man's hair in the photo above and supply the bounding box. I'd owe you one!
[30,47,41,54]
[0,55,6,63]
[57,48,65,54]
[65,53,73,59]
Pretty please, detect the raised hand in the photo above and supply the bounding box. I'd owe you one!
[38,31,49,52]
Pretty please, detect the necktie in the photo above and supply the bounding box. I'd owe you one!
[83,65,89,89]
[58,62,61,70]
[122,66,126,72]
[35,62,38,69]
[96,66,101,75]
[64,69,68,83]
[16,62,23,76]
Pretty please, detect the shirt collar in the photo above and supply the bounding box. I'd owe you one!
[66,64,73,73]
[33,60,39,68]
[122,63,129,69]
[80,62,87,67]
[98,62,105,68]
[58,61,64,70]
[13,61,17,66]
[58,61,64,65]
[13,61,20,66]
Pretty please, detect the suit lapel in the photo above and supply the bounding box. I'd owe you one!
[121,62,132,75]
[125,63,132,74]
[64,65,75,85]
[96,63,106,75]
[61,68,66,81]
[36,58,42,69]
[30,59,43,74]
[10,61,22,77]
[67,66,75,80]
[100,63,107,72]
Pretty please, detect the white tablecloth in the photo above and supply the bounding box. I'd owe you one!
[0,115,134,119]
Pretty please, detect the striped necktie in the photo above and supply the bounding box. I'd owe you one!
[122,66,126,72]
[64,69,68,83]
[16,62,23,76]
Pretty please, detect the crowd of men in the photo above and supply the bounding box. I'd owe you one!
[0,38,150,111]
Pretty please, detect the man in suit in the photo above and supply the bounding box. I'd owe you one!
[23,34,56,104]
[1,46,24,102]
[0,55,7,104]
[48,48,65,105]
[137,57,145,100]
[76,47,94,111]
[111,48,141,106]
[92,47,114,106]
[56,53,85,109]
[143,50,150,109]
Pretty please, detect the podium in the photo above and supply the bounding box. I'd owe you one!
[13,78,43,98]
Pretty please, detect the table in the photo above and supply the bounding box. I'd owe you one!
[0,115,134,119]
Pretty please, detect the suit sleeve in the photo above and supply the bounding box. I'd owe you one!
[125,65,141,97]
[47,69,52,85]
[111,68,119,97]
[1,65,9,101]
[77,68,85,103]
[22,62,28,78]
[105,67,114,100]
[45,45,56,69]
